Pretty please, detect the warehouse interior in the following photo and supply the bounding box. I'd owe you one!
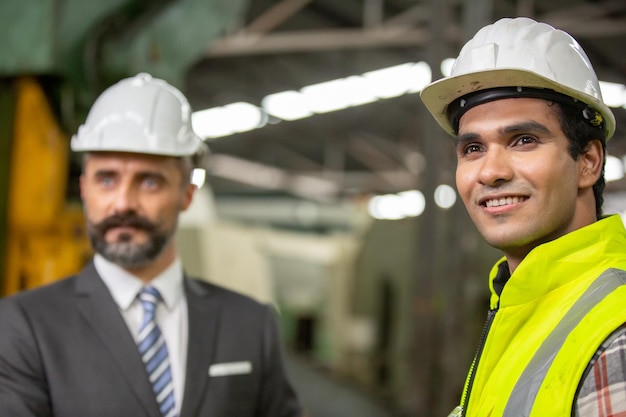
[2,0,626,415]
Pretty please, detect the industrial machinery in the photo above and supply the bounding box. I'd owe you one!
[1,77,91,295]
[0,0,245,296]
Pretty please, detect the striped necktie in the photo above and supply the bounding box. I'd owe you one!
[137,286,178,417]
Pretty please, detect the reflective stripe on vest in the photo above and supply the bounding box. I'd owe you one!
[503,268,626,416]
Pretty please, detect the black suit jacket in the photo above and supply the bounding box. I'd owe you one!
[0,262,302,417]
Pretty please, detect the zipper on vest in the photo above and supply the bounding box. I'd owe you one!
[458,307,498,416]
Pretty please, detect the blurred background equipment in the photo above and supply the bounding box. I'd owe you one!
[2,1,626,416]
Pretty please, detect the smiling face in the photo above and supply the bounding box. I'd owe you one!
[455,98,602,271]
[80,152,195,279]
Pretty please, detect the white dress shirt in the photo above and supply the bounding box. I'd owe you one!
[94,254,188,414]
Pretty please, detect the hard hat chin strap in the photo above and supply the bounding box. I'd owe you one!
[447,87,605,134]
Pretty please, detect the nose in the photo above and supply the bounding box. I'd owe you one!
[112,182,139,213]
[477,148,514,186]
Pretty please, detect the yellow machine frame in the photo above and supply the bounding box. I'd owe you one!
[3,77,91,296]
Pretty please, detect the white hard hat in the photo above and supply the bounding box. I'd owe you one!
[71,73,205,156]
[420,17,615,140]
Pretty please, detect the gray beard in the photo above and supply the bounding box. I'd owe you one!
[88,229,172,269]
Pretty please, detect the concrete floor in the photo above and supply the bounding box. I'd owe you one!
[286,355,397,417]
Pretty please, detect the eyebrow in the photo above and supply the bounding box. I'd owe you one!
[136,171,168,182]
[455,132,479,148]
[500,120,551,136]
[92,169,118,178]
[92,169,167,180]
[456,120,552,146]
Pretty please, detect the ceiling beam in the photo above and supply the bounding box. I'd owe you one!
[207,153,341,201]
[539,0,626,38]
[383,4,431,27]
[268,143,325,171]
[347,135,416,189]
[245,0,312,34]
[546,18,626,38]
[540,0,626,21]
[363,0,384,28]
[207,152,419,199]
[206,26,433,56]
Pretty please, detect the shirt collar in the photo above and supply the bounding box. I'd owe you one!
[94,254,184,311]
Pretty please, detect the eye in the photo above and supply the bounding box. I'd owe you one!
[96,174,116,187]
[514,135,538,146]
[459,143,483,156]
[141,175,164,190]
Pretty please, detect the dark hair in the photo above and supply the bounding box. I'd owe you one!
[449,87,608,219]
[552,102,607,219]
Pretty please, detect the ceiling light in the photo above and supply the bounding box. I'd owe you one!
[191,168,206,188]
[606,155,624,182]
[362,62,431,99]
[368,190,426,220]
[301,78,365,113]
[398,190,426,217]
[192,102,266,138]
[599,81,626,108]
[434,184,456,209]
[440,58,456,77]
[262,90,314,121]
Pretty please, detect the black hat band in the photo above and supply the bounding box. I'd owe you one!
[447,86,605,134]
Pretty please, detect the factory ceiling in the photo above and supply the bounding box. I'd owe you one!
[183,0,626,203]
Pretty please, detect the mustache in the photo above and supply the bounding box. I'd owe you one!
[92,212,157,234]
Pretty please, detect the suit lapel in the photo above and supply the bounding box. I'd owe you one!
[74,263,160,417]
[180,278,220,417]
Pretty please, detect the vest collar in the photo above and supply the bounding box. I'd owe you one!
[489,215,626,308]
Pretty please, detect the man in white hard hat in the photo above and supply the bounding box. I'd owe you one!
[421,17,626,417]
[0,73,302,417]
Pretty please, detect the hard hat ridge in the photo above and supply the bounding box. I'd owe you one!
[71,73,205,156]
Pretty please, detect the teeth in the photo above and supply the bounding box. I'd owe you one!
[485,196,523,207]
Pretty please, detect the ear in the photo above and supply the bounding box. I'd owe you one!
[181,183,196,211]
[578,139,604,189]
[79,174,86,200]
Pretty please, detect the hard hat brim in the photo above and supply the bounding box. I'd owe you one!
[70,130,206,157]
[420,68,616,140]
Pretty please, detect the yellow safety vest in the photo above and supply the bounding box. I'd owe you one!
[456,215,626,417]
